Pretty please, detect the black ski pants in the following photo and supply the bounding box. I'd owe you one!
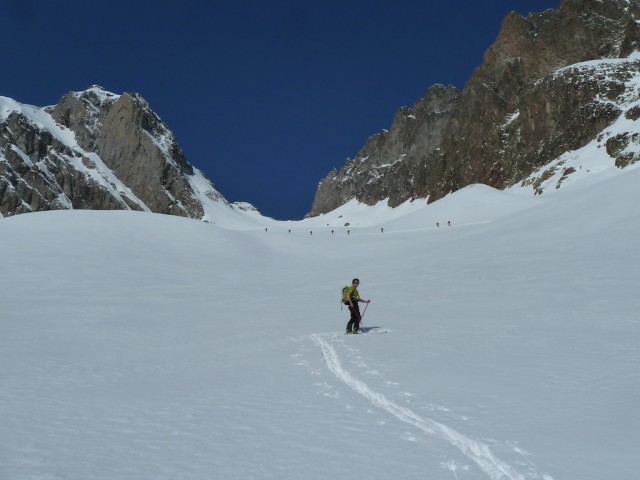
[346,302,361,332]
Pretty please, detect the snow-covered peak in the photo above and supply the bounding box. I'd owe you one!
[0,96,37,121]
[73,85,121,104]
[1,89,272,228]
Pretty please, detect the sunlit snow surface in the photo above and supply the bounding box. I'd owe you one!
[2,54,640,479]
[2,162,639,479]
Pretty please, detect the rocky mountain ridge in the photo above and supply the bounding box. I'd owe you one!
[0,86,246,222]
[3,0,640,223]
[310,84,461,214]
[309,0,640,216]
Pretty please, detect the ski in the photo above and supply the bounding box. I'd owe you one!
[344,328,390,335]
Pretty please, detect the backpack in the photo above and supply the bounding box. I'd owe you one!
[341,286,350,304]
[341,285,358,304]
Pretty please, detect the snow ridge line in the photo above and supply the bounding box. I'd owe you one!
[311,333,529,480]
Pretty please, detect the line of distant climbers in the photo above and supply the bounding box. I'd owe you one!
[263,221,453,235]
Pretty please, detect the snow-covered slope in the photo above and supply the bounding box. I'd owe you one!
[517,53,640,196]
[1,160,638,479]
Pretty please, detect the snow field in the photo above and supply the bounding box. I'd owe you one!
[1,168,639,479]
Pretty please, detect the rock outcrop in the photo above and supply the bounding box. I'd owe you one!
[309,84,460,216]
[0,86,225,219]
[310,0,640,215]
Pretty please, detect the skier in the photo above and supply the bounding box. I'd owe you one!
[344,278,370,334]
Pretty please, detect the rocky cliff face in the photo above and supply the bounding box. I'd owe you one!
[310,0,640,216]
[0,86,228,220]
[310,84,460,216]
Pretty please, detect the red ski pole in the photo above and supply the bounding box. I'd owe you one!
[358,301,369,326]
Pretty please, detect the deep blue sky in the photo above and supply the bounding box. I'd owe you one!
[1,0,560,219]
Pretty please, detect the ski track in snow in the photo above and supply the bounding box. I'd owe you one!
[310,333,546,480]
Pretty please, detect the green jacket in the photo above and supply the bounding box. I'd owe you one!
[346,286,359,302]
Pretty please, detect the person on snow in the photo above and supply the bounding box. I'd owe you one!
[344,278,370,334]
